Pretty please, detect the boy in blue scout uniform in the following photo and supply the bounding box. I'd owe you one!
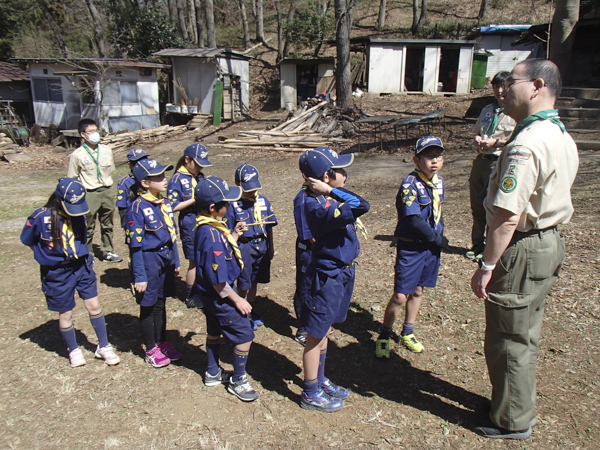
[223,164,278,330]
[167,143,212,309]
[194,176,260,402]
[116,148,150,233]
[21,178,120,368]
[375,136,449,358]
[292,182,314,346]
[128,159,182,368]
[298,147,370,412]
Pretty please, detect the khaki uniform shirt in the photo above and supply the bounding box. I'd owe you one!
[67,143,115,190]
[485,119,579,232]
[473,103,516,156]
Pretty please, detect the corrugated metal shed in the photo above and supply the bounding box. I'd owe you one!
[153,48,251,60]
[10,58,170,69]
[0,61,30,82]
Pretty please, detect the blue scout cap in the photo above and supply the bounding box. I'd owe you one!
[132,159,174,183]
[55,177,89,216]
[234,164,262,191]
[194,176,242,207]
[127,148,150,162]
[415,136,445,155]
[184,143,212,167]
[299,147,354,179]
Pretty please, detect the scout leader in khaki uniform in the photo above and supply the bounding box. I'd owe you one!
[467,71,516,261]
[67,118,123,262]
[471,59,578,440]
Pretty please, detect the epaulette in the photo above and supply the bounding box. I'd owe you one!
[31,207,47,219]
[209,227,221,243]
[132,197,142,213]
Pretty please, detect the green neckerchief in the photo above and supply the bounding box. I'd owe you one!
[507,109,566,145]
[484,100,502,136]
[82,142,102,182]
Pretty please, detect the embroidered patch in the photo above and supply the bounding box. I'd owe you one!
[500,176,517,193]
[136,236,142,242]
[409,195,416,201]
[334,208,341,218]
[143,208,153,216]
[212,263,219,271]
[117,196,122,200]
[405,201,413,207]
[508,165,516,175]
[44,216,51,224]
[26,220,32,227]
[324,200,331,209]
[402,183,410,188]
[507,148,531,160]
[136,228,142,234]
[403,189,409,195]
[213,250,223,257]
[128,221,135,227]
[118,190,123,194]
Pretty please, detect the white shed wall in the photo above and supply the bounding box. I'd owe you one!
[368,45,403,93]
[217,57,250,111]
[280,63,297,109]
[478,35,541,78]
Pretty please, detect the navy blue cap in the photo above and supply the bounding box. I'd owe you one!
[234,164,262,191]
[194,175,242,207]
[55,177,89,216]
[184,143,212,167]
[415,136,445,155]
[132,159,174,183]
[299,147,354,179]
[127,148,150,162]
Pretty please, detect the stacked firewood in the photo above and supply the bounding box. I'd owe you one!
[0,132,20,154]
[219,99,358,152]
[101,125,187,152]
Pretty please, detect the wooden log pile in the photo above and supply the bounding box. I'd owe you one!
[219,99,359,152]
[0,132,20,154]
[100,125,187,152]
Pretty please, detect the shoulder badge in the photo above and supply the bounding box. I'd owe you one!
[500,176,517,193]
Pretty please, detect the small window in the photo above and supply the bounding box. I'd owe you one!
[32,78,63,102]
[101,80,139,105]
[120,82,139,104]
[80,79,95,104]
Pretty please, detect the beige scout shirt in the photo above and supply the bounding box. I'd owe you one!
[484,119,579,232]
[67,143,115,190]
[473,103,516,156]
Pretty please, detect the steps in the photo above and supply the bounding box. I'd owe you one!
[558,87,600,150]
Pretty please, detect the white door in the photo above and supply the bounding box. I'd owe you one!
[423,46,440,94]
[280,63,297,109]
[456,47,473,94]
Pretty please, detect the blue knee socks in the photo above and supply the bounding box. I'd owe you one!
[401,321,415,336]
[317,348,327,385]
[206,338,221,376]
[89,311,109,348]
[303,377,318,396]
[232,347,249,382]
[378,324,393,340]
[60,323,78,351]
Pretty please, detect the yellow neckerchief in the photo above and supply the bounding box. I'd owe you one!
[414,167,441,227]
[243,191,265,234]
[195,215,244,269]
[140,192,177,243]
[58,211,78,259]
[355,217,368,240]
[177,166,198,198]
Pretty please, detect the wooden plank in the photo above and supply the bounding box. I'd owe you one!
[213,81,224,126]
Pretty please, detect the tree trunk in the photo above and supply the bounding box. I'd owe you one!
[256,0,265,43]
[251,0,256,18]
[239,0,250,49]
[413,0,427,35]
[205,0,216,47]
[283,0,297,58]
[478,0,487,21]
[411,0,419,35]
[194,0,205,47]
[549,0,579,84]
[274,0,283,61]
[335,0,357,109]
[375,0,386,31]
[176,0,190,43]
[36,0,69,57]
[189,0,198,45]
[83,0,106,57]
[167,0,177,27]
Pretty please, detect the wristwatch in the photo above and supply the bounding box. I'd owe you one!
[478,258,496,271]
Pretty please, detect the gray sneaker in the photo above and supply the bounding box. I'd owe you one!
[103,252,123,263]
[227,375,259,402]
[204,367,232,386]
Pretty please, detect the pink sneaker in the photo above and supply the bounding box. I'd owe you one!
[145,344,170,368]
[159,342,182,361]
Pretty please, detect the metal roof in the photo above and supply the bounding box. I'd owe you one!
[152,48,252,60]
[479,25,532,34]
[9,58,170,69]
[0,61,29,82]
[370,38,476,46]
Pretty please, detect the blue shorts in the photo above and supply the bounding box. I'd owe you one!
[202,292,255,346]
[41,255,98,312]
[135,246,177,307]
[237,239,271,290]
[300,265,355,339]
[179,213,196,261]
[294,239,312,308]
[394,241,441,294]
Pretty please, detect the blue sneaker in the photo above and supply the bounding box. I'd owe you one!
[300,388,344,412]
[250,312,264,328]
[320,378,349,399]
[249,318,258,331]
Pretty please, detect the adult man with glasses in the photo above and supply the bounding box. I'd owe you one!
[467,72,515,262]
[470,60,578,439]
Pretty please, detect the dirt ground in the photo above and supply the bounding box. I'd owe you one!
[1,93,599,450]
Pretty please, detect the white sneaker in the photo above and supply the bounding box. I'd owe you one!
[95,345,120,366]
[69,348,86,368]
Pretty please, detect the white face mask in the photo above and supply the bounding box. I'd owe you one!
[85,131,101,144]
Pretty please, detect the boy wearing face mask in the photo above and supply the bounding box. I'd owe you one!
[67,118,123,262]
